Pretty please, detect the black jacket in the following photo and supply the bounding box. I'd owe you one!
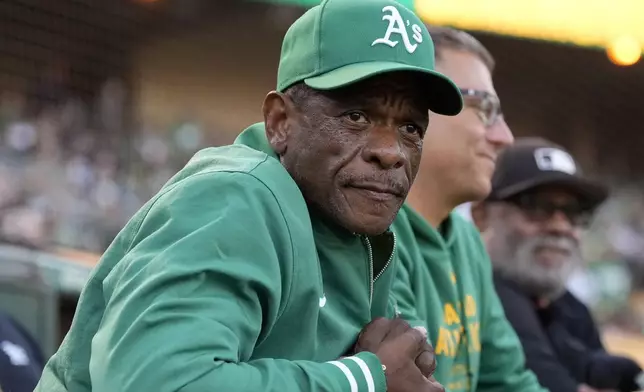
[494,275,643,392]
[0,312,44,392]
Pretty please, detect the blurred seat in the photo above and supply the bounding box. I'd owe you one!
[631,291,644,321]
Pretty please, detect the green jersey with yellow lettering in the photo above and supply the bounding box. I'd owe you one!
[391,205,546,392]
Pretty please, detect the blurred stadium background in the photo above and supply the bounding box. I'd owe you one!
[0,0,643,364]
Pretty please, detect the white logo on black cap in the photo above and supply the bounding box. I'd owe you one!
[1,340,30,366]
[534,148,577,175]
[372,6,423,54]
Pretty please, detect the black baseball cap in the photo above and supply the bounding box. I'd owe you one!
[487,137,609,210]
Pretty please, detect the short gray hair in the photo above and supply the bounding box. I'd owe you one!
[427,25,495,72]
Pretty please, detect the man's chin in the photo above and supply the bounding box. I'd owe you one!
[472,178,493,201]
[523,261,574,299]
[534,251,570,269]
[340,211,398,236]
[323,189,404,235]
[456,178,492,205]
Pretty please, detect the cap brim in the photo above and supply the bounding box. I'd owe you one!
[304,61,463,116]
[491,173,609,210]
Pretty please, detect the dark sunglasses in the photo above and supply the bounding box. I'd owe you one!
[507,193,593,228]
[459,88,503,128]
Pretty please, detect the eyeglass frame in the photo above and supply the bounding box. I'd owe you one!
[503,192,595,228]
[459,88,503,128]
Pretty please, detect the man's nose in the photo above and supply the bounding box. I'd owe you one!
[487,118,514,149]
[361,126,405,170]
[543,210,575,237]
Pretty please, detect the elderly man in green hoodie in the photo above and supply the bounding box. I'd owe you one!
[35,1,463,392]
[391,26,547,392]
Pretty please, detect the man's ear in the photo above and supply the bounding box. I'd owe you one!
[263,91,294,156]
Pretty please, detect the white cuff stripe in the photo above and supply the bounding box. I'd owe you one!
[328,360,358,392]
[346,356,375,392]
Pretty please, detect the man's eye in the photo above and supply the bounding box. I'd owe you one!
[346,112,368,123]
[401,124,423,136]
[476,109,490,125]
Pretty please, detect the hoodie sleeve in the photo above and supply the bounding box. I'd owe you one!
[87,171,386,392]
[470,227,549,392]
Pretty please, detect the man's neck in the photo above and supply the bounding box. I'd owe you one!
[405,184,455,228]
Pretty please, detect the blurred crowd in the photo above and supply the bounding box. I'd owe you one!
[0,65,212,252]
[575,190,644,330]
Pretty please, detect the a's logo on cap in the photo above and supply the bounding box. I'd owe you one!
[534,148,577,175]
[372,5,423,54]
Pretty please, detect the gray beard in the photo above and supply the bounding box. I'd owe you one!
[493,234,582,301]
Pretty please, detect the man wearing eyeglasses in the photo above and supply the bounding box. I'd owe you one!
[471,137,644,392]
[392,27,547,392]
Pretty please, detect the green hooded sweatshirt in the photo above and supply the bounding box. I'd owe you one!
[35,123,397,392]
[392,205,547,392]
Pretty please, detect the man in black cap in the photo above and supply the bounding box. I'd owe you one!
[472,137,644,392]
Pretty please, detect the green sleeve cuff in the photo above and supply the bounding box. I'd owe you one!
[326,351,387,392]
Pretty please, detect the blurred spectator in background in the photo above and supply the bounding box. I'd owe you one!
[0,65,211,253]
[0,311,44,392]
[472,138,644,392]
[606,197,644,290]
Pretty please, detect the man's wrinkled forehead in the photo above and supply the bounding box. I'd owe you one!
[319,73,431,112]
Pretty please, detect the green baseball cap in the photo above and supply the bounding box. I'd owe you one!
[276,0,463,116]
